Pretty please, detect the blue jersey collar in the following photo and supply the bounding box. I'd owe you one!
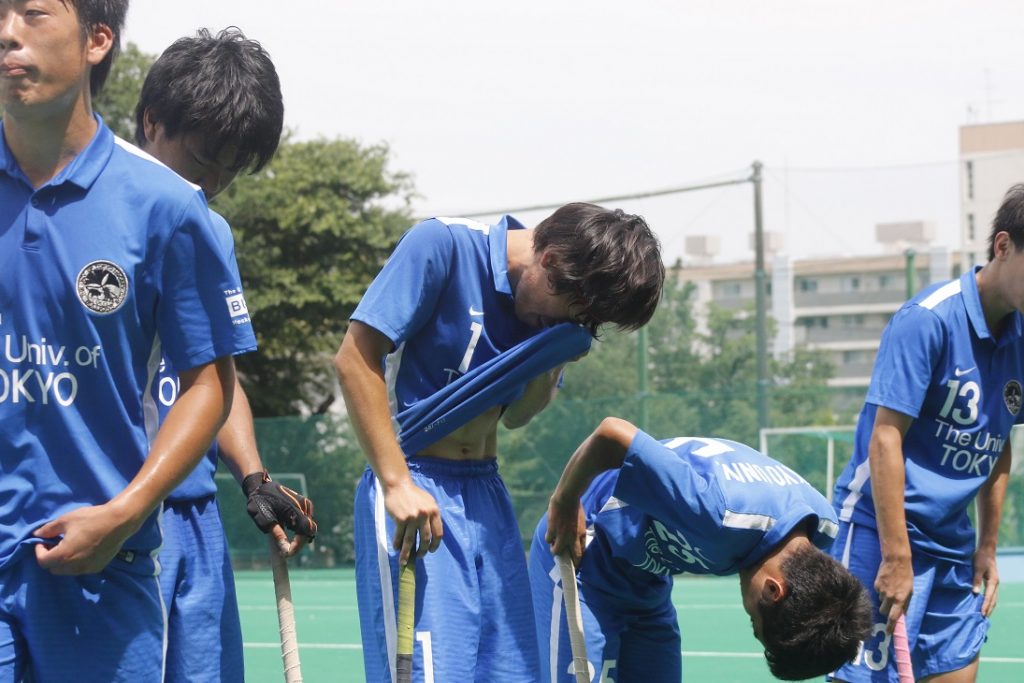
[0,114,112,191]
[963,265,1024,344]
[489,214,527,295]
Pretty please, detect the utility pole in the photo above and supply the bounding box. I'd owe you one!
[905,248,916,298]
[637,326,649,432]
[752,161,770,432]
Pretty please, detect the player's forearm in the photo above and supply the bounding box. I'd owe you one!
[976,444,1011,554]
[868,424,912,561]
[110,357,235,532]
[501,365,564,429]
[553,417,637,503]
[335,325,410,489]
[216,372,265,485]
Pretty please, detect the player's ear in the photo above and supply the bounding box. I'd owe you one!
[85,22,115,68]
[761,576,787,605]
[993,231,1011,260]
[539,248,559,270]
[142,109,160,145]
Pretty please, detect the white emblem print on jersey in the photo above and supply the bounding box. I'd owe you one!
[76,260,129,314]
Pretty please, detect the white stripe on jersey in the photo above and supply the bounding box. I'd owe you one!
[840,523,855,567]
[918,279,961,310]
[432,217,491,234]
[598,496,628,513]
[142,338,162,446]
[385,342,406,439]
[373,478,399,683]
[112,136,203,192]
[838,458,872,521]
[818,518,840,539]
[722,510,774,531]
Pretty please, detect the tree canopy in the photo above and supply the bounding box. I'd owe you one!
[93,43,155,141]
[213,140,412,415]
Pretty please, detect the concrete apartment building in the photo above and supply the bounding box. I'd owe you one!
[680,119,1024,389]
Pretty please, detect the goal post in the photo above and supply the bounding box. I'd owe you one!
[759,426,856,503]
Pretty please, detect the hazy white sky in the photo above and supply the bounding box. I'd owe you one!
[123,1,1024,264]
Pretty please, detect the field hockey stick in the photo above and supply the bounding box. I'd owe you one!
[558,554,590,683]
[396,559,416,683]
[269,536,303,683]
[893,614,914,683]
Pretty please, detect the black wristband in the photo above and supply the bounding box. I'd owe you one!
[242,471,268,498]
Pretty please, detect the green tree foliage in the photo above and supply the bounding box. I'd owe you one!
[93,43,155,140]
[212,140,413,416]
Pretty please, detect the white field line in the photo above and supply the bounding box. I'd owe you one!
[239,643,1024,665]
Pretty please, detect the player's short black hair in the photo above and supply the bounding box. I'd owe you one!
[66,0,127,97]
[133,27,284,173]
[988,183,1024,261]
[533,203,664,334]
[758,545,872,680]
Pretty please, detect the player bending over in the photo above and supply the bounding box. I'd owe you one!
[135,28,317,683]
[336,206,664,682]
[830,184,1024,682]
[1,2,253,680]
[533,417,872,682]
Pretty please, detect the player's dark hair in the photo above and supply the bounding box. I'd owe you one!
[533,203,664,334]
[988,183,1024,261]
[66,0,127,97]
[133,27,284,173]
[758,545,872,680]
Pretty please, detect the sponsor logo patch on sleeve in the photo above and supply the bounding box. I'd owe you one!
[226,293,249,319]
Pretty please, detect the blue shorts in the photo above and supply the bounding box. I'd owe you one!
[528,518,680,683]
[0,546,164,682]
[159,497,244,683]
[829,522,988,682]
[354,458,539,683]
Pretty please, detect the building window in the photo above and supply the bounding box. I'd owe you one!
[879,274,892,289]
[800,316,829,329]
[966,160,974,200]
[798,278,818,293]
[719,282,742,297]
[967,213,976,242]
[841,276,861,292]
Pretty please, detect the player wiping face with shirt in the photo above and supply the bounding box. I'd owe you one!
[336,205,665,682]
[533,417,872,682]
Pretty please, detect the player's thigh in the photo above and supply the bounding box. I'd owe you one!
[533,563,622,683]
[919,657,978,683]
[615,613,682,683]
[22,559,164,683]
[0,607,28,682]
[355,470,479,683]
[163,501,244,683]
[475,478,538,682]
[914,561,986,681]
[829,523,900,683]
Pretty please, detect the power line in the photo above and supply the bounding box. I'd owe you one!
[451,171,753,218]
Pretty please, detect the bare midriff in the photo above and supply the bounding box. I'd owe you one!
[416,405,503,460]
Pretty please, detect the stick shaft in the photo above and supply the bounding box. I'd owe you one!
[396,561,416,683]
[269,537,303,682]
[893,615,914,682]
[558,554,590,683]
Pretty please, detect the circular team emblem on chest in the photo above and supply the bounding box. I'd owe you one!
[76,260,129,314]
[1004,380,1022,416]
